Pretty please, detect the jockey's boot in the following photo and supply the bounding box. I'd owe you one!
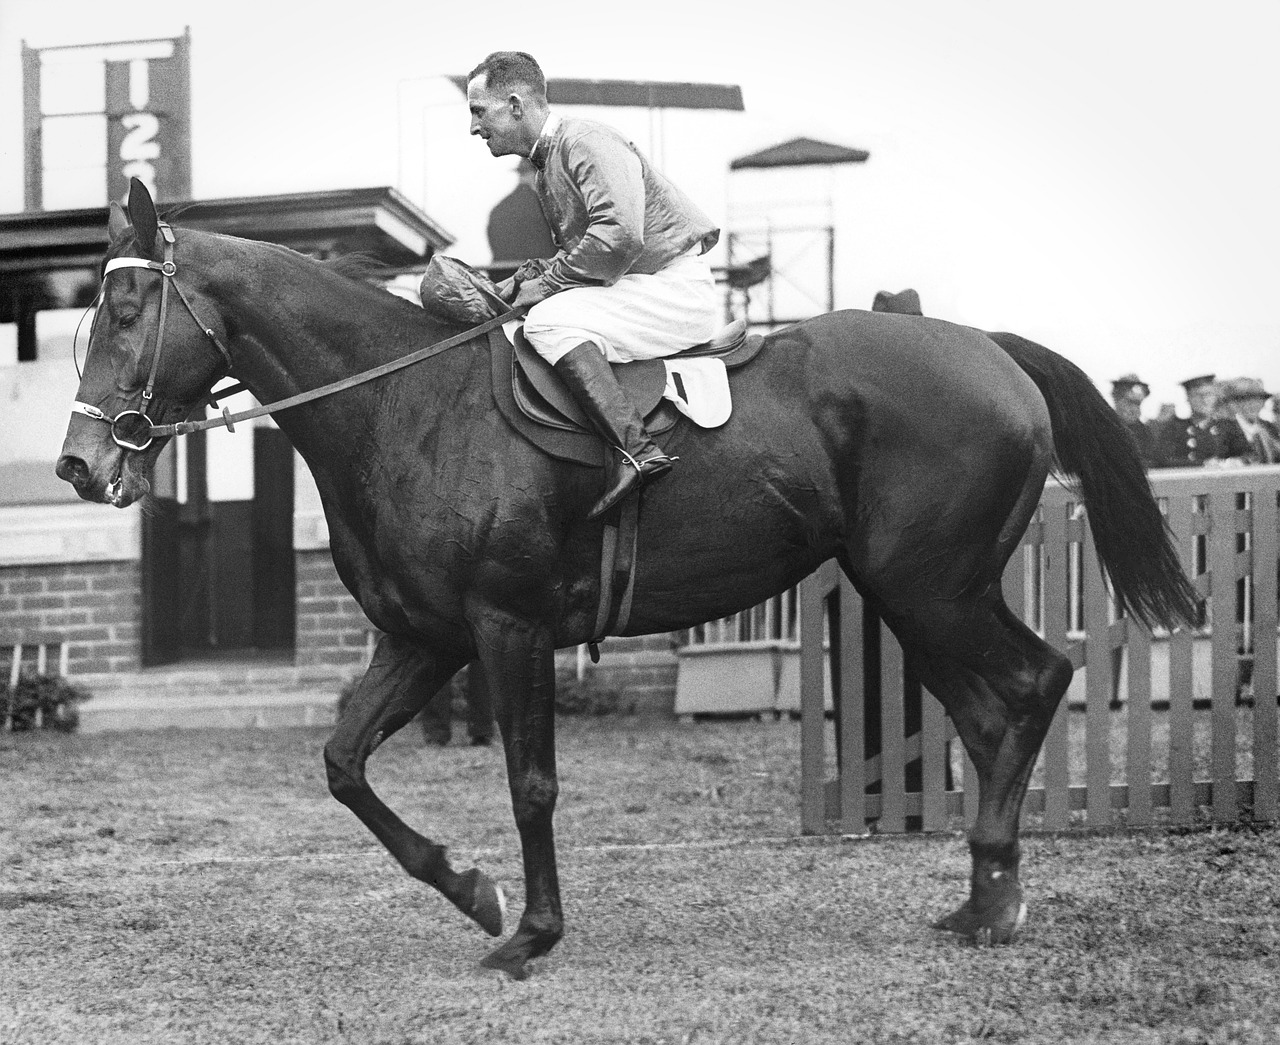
[553,342,676,518]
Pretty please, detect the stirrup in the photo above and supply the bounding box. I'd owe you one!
[617,447,679,476]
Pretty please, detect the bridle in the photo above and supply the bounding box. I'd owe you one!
[71,221,234,452]
[71,222,521,453]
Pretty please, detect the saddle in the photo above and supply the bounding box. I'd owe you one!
[488,318,766,466]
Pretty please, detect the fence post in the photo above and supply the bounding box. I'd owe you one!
[1251,478,1279,821]
[836,573,868,834]
[799,563,836,834]
[1208,489,1241,820]
[1041,490,1072,829]
[1082,522,1113,828]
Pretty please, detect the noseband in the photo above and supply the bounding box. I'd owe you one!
[71,221,234,452]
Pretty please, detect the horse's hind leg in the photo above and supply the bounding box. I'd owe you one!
[470,609,564,979]
[903,599,1072,944]
[323,634,506,937]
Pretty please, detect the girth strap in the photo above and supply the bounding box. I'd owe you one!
[587,490,642,661]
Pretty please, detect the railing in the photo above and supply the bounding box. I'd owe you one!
[789,464,1280,833]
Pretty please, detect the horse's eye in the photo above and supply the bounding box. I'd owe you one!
[118,313,138,329]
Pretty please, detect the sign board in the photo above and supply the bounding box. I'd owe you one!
[23,30,192,210]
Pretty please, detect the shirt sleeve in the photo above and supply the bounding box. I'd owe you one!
[537,129,646,295]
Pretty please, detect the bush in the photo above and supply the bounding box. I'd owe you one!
[554,669,623,716]
[1,672,91,733]
[335,665,626,720]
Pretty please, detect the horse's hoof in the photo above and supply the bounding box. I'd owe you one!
[933,898,1028,945]
[480,945,531,981]
[460,868,506,937]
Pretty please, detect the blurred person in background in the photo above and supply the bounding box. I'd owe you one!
[1220,377,1280,464]
[1108,373,1158,467]
[1157,374,1249,467]
[419,661,494,747]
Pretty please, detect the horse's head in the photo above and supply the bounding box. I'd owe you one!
[56,178,232,507]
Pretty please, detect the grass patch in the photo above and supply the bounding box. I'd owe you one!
[2,718,1279,1044]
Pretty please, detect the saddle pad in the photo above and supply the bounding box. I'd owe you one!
[663,357,731,427]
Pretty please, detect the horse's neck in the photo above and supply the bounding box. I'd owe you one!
[209,237,475,461]
[208,239,466,400]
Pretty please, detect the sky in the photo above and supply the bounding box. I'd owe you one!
[3,0,1278,416]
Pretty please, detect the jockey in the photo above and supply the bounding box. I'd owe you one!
[466,51,721,518]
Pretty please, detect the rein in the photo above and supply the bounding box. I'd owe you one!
[152,308,521,439]
[74,223,522,447]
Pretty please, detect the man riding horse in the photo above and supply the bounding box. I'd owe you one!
[466,51,721,518]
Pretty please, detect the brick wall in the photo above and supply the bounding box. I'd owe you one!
[294,550,375,669]
[0,560,142,675]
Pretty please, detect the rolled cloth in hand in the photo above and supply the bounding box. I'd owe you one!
[419,256,509,324]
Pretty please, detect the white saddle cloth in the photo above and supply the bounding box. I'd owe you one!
[662,357,731,428]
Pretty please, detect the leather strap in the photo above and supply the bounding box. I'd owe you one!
[148,308,523,438]
[587,489,643,661]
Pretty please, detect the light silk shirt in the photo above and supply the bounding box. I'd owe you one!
[527,113,719,296]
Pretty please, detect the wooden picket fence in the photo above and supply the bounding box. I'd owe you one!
[798,464,1280,834]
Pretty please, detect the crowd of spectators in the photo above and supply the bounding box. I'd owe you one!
[865,288,1278,471]
[1109,372,1280,469]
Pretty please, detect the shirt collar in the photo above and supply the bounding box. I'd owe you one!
[529,112,560,170]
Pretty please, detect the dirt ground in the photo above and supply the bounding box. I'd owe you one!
[2,717,1278,1044]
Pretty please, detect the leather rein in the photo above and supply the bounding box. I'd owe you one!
[72,222,521,449]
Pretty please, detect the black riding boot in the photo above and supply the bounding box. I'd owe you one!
[553,343,676,518]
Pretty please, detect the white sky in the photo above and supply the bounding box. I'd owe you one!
[2,0,1278,415]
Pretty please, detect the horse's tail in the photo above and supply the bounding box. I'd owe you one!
[988,330,1200,631]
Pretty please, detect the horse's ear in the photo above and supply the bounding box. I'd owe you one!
[127,178,159,256]
[108,200,129,241]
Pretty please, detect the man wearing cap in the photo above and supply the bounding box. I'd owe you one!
[1221,377,1280,464]
[1109,374,1158,467]
[1157,374,1250,466]
[466,50,720,519]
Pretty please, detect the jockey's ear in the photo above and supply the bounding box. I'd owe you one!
[107,200,129,241]
[126,177,160,257]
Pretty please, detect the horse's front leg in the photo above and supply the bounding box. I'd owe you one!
[323,633,507,937]
[471,611,563,979]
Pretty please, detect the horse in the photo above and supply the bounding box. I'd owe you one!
[57,179,1197,978]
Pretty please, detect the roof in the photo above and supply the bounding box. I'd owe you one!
[730,137,870,170]
[449,76,744,111]
[0,186,455,277]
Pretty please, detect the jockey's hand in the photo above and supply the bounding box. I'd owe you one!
[495,277,517,302]
[512,279,550,311]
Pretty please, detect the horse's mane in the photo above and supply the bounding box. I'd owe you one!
[155,203,417,307]
[319,251,397,284]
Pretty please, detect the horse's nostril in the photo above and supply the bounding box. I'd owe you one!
[55,454,90,487]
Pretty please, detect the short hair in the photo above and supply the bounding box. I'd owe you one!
[467,51,547,99]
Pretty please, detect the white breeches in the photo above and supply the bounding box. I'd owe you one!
[522,252,720,365]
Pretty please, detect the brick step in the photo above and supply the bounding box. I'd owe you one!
[77,688,340,734]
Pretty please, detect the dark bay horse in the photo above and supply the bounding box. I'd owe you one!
[57,180,1197,978]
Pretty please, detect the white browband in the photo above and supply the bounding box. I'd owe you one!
[104,257,160,276]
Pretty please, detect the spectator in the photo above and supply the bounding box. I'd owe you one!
[1108,373,1158,467]
[419,660,495,747]
[1220,377,1280,464]
[1155,373,1250,467]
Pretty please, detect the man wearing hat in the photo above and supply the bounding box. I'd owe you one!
[1157,374,1250,466]
[1221,377,1280,464]
[1109,373,1158,467]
